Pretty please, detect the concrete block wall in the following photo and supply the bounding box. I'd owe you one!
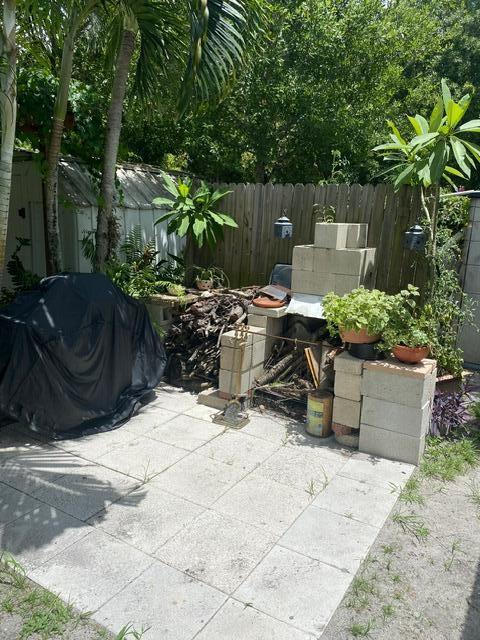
[219,326,266,397]
[333,352,365,430]
[359,359,436,465]
[247,304,287,361]
[458,195,480,366]
[291,223,376,296]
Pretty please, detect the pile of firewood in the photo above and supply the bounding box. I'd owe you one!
[165,291,256,383]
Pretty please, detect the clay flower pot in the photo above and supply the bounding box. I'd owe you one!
[392,344,430,364]
[196,278,213,291]
[340,327,380,344]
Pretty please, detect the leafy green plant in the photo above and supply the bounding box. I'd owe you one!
[421,435,478,480]
[153,173,237,252]
[469,400,480,420]
[323,287,394,338]
[380,285,435,351]
[0,238,41,306]
[189,265,229,288]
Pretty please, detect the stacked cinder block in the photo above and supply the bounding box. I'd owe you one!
[291,223,376,296]
[332,351,365,432]
[219,326,266,398]
[247,305,287,360]
[359,359,437,465]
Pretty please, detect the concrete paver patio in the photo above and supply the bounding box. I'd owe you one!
[0,384,414,639]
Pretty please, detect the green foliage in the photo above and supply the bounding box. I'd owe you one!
[469,401,480,420]
[154,173,237,249]
[421,436,478,481]
[190,265,229,288]
[0,238,41,306]
[374,79,480,189]
[380,285,435,351]
[323,287,395,338]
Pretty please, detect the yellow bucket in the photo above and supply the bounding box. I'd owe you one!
[306,390,333,438]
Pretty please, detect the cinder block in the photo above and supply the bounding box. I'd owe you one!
[334,274,362,296]
[334,371,362,402]
[291,270,334,295]
[220,341,266,372]
[292,245,315,271]
[362,359,436,408]
[334,351,365,376]
[313,247,376,276]
[361,396,431,438]
[332,396,362,428]
[247,305,288,318]
[359,423,425,466]
[346,224,368,248]
[314,223,348,249]
[219,363,264,395]
[221,326,266,348]
[197,388,230,410]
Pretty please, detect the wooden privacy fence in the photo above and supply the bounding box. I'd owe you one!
[193,182,428,293]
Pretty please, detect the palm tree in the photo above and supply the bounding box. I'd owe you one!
[93,0,268,272]
[0,0,17,288]
[38,0,100,274]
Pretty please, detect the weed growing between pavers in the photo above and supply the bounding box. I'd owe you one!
[421,435,478,481]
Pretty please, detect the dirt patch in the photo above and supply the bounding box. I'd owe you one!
[322,464,480,639]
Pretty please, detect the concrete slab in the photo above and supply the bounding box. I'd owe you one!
[253,445,347,493]
[0,482,41,525]
[0,504,91,571]
[148,388,197,413]
[184,403,220,421]
[93,560,226,640]
[240,413,291,445]
[196,430,279,473]
[88,484,204,554]
[156,510,276,593]
[0,430,53,463]
[95,436,187,480]
[123,408,178,436]
[279,506,378,573]
[235,545,352,636]
[146,414,223,451]
[32,463,139,521]
[339,452,414,488]
[212,474,311,536]
[152,452,248,507]
[54,428,138,462]
[311,475,399,528]
[196,598,313,640]
[30,529,153,611]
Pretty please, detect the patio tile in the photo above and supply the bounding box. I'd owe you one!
[148,389,197,413]
[30,529,152,612]
[196,598,314,640]
[235,545,352,636]
[0,428,52,462]
[88,484,204,554]
[0,504,91,571]
[53,428,138,462]
[147,414,223,451]
[184,403,220,422]
[0,447,88,495]
[312,475,399,527]
[196,430,279,472]
[0,482,41,525]
[254,445,347,493]
[152,453,248,507]
[95,436,187,480]
[212,474,311,536]
[93,560,226,639]
[123,408,178,436]
[33,463,139,521]
[241,413,297,446]
[279,506,378,573]
[156,510,276,593]
[339,453,414,489]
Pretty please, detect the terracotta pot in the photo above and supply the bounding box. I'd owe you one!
[253,295,286,309]
[340,327,380,344]
[392,344,430,364]
[196,278,213,291]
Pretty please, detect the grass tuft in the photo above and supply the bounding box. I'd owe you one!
[399,476,424,505]
[392,512,429,540]
[421,436,478,481]
[350,619,374,637]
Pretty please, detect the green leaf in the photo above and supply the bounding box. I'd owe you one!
[407,115,423,136]
[394,163,415,189]
[154,212,174,225]
[429,97,444,132]
[416,115,429,134]
[152,197,175,208]
[411,132,438,147]
[458,119,480,133]
[387,120,406,145]
[177,182,190,198]
[444,165,466,178]
[462,140,480,164]
[160,171,179,198]
[441,78,452,113]
[451,137,471,177]
[447,100,468,130]
[429,140,447,184]
[177,216,190,237]
[218,214,238,228]
[193,217,207,237]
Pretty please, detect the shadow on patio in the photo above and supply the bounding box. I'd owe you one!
[462,557,480,640]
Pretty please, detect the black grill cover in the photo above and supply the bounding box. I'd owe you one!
[0,273,166,438]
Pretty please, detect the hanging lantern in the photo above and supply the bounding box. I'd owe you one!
[274,214,293,239]
[404,224,426,252]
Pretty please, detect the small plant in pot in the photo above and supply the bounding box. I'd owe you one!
[190,265,229,291]
[380,285,435,364]
[323,287,393,344]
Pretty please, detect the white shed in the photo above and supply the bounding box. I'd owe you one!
[6,150,183,282]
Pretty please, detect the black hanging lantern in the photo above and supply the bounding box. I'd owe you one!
[274,213,293,239]
[404,224,426,252]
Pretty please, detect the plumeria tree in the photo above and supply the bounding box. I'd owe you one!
[374,79,480,256]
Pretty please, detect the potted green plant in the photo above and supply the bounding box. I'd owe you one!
[323,287,393,344]
[194,267,215,291]
[380,286,434,364]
